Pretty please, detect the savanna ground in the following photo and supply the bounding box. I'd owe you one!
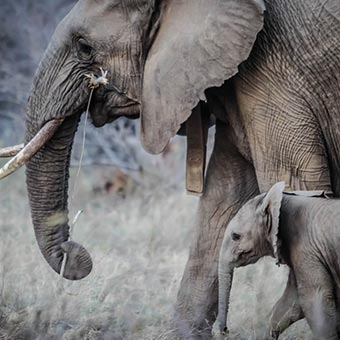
[0,152,315,339]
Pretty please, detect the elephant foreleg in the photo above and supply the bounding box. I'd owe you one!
[175,121,259,339]
[266,270,304,339]
[296,266,338,340]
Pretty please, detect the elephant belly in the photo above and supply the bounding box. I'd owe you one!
[233,75,332,193]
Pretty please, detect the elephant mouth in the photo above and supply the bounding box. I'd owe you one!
[90,100,140,127]
[238,253,259,267]
[231,249,259,267]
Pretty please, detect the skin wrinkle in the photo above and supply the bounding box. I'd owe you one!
[282,199,334,275]
[305,209,325,266]
[236,80,330,191]
[200,204,221,234]
[32,48,69,105]
[31,53,89,130]
[27,52,66,132]
[232,0,340,194]
[209,203,238,253]
[310,201,340,279]
[28,143,75,223]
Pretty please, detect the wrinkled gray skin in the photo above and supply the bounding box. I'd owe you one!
[24,0,340,337]
[214,182,340,340]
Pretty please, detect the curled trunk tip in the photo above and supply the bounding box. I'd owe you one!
[36,212,93,280]
[61,240,93,280]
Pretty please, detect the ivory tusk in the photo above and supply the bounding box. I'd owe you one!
[0,144,25,157]
[0,118,64,180]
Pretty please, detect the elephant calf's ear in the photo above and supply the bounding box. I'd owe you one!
[260,182,285,263]
[141,0,266,154]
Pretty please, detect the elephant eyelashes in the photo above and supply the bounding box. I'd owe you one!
[231,232,241,241]
[76,38,94,61]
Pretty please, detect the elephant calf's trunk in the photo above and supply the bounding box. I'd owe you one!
[212,264,234,337]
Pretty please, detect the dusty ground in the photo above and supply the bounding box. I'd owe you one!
[0,164,315,340]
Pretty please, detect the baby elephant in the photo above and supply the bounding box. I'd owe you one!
[212,182,340,340]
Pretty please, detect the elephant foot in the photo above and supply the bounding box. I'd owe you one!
[264,330,279,340]
[211,320,227,340]
[172,313,211,340]
[211,322,243,340]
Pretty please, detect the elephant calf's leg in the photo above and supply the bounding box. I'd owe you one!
[175,122,259,339]
[266,270,304,339]
[297,267,338,340]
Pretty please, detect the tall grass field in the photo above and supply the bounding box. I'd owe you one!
[0,164,314,339]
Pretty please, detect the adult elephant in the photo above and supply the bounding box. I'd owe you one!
[2,0,340,338]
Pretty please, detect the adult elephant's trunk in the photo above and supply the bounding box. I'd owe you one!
[26,115,92,280]
[215,262,234,334]
[25,46,93,280]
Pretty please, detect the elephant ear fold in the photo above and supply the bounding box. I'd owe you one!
[260,182,285,264]
[141,0,266,154]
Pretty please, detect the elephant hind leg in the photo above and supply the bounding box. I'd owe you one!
[174,121,259,339]
[266,270,304,339]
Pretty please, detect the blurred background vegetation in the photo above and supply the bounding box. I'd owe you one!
[0,1,74,144]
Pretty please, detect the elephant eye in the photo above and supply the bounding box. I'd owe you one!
[231,232,241,241]
[76,38,94,61]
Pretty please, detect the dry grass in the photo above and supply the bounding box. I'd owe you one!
[0,165,314,339]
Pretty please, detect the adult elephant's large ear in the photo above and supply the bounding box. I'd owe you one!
[141,0,266,154]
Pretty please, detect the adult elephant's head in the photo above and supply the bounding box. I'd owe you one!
[23,0,265,280]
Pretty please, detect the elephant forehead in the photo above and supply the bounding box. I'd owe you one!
[233,196,264,226]
[232,206,255,229]
[87,0,152,10]
[63,0,152,42]
[77,0,152,26]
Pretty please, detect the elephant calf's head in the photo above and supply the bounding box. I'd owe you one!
[221,182,286,268]
[214,182,285,336]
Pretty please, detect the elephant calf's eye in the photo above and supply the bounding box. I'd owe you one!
[231,232,241,241]
[77,38,94,61]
